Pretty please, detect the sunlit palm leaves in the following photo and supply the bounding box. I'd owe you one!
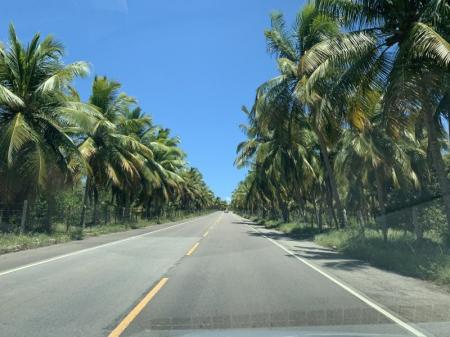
[0,24,91,203]
[233,1,450,237]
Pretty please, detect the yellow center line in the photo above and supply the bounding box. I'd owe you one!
[188,213,223,254]
[108,277,168,337]
[186,242,200,256]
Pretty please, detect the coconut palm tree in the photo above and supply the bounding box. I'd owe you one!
[248,6,349,226]
[336,117,423,240]
[0,24,94,229]
[302,0,450,233]
[139,127,186,218]
[78,76,154,227]
[179,168,214,211]
[236,87,317,222]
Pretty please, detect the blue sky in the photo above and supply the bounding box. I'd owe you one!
[2,0,304,200]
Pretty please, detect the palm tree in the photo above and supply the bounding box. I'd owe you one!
[179,168,214,211]
[302,0,450,233]
[249,6,347,226]
[236,89,317,222]
[0,24,92,229]
[139,127,186,218]
[336,117,423,240]
[78,76,154,227]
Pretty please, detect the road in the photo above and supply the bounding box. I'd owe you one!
[0,212,429,337]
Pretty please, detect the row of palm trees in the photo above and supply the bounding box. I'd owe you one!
[0,25,219,230]
[231,0,450,241]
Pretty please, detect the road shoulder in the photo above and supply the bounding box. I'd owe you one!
[237,215,450,337]
[0,213,215,274]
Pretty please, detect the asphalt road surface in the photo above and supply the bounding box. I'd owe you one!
[0,212,430,337]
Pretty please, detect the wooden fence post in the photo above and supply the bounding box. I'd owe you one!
[20,200,28,233]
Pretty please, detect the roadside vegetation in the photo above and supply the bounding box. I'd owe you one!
[250,215,450,286]
[0,209,213,254]
[232,1,450,285]
[0,25,225,253]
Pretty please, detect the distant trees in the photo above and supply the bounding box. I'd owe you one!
[232,1,450,241]
[0,25,219,232]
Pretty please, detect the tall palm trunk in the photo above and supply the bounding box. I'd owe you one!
[357,209,366,238]
[325,179,338,228]
[276,189,289,222]
[315,127,347,228]
[312,198,322,230]
[424,104,450,235]
[45,194,53,233]
[80,176,90,229]
[91,187,99,226]
[375,168,388,242]
[146,200,151,219]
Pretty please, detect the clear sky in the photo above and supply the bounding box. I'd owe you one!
[2,0,305,201]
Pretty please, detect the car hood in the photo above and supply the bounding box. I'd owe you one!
[127,328,408,337]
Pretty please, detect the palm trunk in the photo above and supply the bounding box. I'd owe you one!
[45,195,53,232]
[412,205,423,242]
[325,183,338,228]
[276,190,289,222]
[375,168,388,242]
[313,198,322,230]
[424,103,450,236]
[92,198,98,226]
[447,113,450,145]
[146,200,151,219]
[80,176,90,229]
[315,128,347,228]
[318,204,324,229]
[357,209,366,238]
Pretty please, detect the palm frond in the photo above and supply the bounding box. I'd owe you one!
[0,113,37,166]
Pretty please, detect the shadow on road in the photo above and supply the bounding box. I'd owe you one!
[231,221,255,225]
[284,247,369,271]
[245,227,370,272]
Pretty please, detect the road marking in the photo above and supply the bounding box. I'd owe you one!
[248,224,427,337]
[108,277,168,337]
[210,213,223,230]
[0,213,217,278]
[186,242,200,256]
[203,230,209,237]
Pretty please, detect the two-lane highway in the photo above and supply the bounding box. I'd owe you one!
[0,213,218,337]
[0,212,427,337]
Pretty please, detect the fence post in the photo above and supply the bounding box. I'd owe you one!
[20,200,28,233]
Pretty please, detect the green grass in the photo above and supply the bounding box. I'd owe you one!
[0,232,72,254]
[315,228,450,286]
[255,218,325,238]
[249,214,450,287]
[0,210,213,255]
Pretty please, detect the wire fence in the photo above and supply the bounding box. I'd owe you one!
[240,194,448,235]
[0,201,206,234]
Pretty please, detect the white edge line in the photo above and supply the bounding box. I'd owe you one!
[248,224,427,337]
[0,213,216,277]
